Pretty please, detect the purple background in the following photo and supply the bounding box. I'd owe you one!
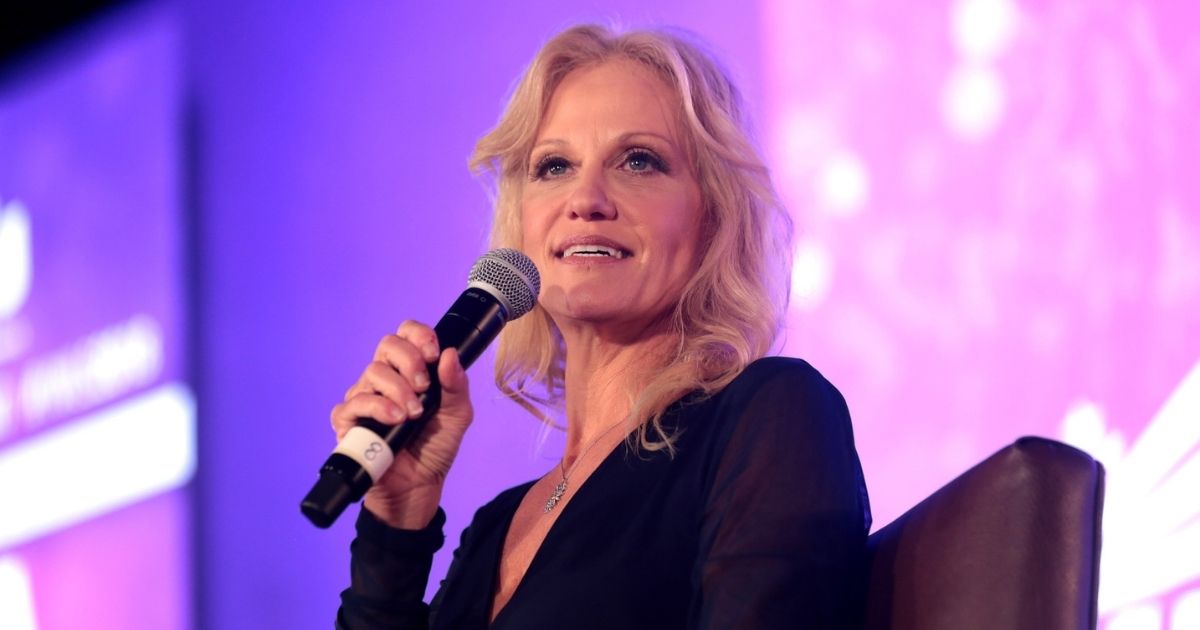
[0,3,189,628]
[0,3,184,441]
[0,0,1196,628]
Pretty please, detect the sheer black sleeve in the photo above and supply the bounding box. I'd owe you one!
[691,358,872,628]
[336,507,446,630]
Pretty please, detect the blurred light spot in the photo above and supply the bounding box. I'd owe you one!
[951,0,1019,60]
[0,199,33,320]
[1174,588,1200,629]
[818,150,870,215]
[1114,357,1200,510]
[1108,604,1163,630]
[1090,359,1200,614]
[790,240,833,311]
[19,315,163,426]
[0,555,37,630]
[0,382,195,549]
[1060,399,1126,467]
[942,63,1005,141]
[0,383,11,440]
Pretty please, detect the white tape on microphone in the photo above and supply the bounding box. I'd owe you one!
[333,426,394,482]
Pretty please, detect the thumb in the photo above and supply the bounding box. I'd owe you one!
[437,347,469,397]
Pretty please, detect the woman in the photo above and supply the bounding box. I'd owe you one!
[333,24,870,629]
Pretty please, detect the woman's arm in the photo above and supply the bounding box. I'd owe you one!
[337,508,446,630]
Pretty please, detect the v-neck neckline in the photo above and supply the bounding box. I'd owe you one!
[486,425,638,627]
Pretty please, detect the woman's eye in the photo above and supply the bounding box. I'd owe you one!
[533,157,570,179]
[623,150,665,174]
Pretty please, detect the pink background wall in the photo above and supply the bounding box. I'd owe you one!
[762,1,1200,627]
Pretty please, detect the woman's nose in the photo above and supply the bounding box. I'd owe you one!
[565,169,616,220]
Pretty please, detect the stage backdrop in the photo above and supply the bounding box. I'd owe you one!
[0,3,192,629]
[0,0,1194,628]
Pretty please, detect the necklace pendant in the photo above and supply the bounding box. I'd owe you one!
[544,479,568,513]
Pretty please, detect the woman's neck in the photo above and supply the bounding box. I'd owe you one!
[558,324,677,459]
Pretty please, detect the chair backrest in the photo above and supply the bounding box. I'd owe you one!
[862,437,1105,630]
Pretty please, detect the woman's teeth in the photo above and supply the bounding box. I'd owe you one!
[563,245,627,259]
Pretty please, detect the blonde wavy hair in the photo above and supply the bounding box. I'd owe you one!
[470,24,793,452]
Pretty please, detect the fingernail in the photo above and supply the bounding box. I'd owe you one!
[422,343,438,361]
[413,371,430,389]
[391,405,406,422]
[407,399,424,418]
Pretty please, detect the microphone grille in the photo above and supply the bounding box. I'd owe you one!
[467,248,541,320]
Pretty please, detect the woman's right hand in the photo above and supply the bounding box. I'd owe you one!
[330,320,474,530]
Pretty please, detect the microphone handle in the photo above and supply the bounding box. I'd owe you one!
[300,288,505,528]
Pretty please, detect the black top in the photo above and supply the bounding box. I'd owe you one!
[338,357,872,629]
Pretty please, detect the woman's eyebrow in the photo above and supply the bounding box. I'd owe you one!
[531,132,677,154]
[615,131,676,148]
[530,138,568,153]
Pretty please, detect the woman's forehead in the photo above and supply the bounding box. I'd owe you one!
[536,60,685,145]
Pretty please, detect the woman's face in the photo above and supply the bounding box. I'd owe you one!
[521,59,704,335]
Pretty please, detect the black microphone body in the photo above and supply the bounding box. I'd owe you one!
[301,249,538,529]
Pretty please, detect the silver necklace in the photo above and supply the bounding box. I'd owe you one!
[544,421,628,513]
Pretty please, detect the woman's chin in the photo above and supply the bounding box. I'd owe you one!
[544,298,677,342]
[544,293,636,327]
[552,302,626,326]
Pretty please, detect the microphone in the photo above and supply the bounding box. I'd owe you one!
[301,248,540,528]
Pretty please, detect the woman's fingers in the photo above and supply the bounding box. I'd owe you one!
[330,393,405,439]
[363,361,427,417]
[330,321,475,452]
[338,322,441,422]
[373,334,433,393]
[395,320,440,363]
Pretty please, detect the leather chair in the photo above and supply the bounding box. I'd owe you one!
[862,437,1105,629]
